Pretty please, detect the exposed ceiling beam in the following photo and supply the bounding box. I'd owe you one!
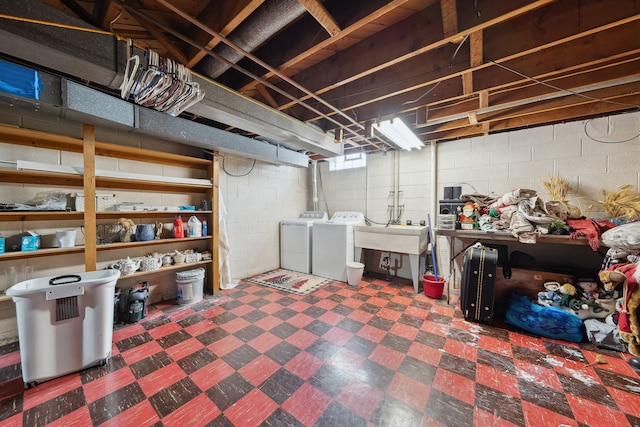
[236,0,417,95]
[183,0,264,68]
[274,0,554,117]
[59,0,100,27]
[289,3,640,127]
[440,0,458,39]
[297,0,341,36]
[132,12,189,64]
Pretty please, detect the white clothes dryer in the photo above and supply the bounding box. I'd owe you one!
[280,211,328,274]
[312,211,366,282]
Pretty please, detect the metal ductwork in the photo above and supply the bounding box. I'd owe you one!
[0,0,342,160]
[195,0,307,79]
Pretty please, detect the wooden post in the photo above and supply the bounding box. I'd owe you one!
[83,124,97,271]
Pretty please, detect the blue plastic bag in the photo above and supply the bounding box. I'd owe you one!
[505,290,585,342]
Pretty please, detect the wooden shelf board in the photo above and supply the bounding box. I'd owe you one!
[96,236,210,250]
[0,125,210,169]
[0,211,84,221]
[0,246,85,260]
[116,259,212,280]
[97,210,212,219]
[435,229,592,246]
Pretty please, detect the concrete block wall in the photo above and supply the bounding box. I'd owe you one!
[317,149,432,279]
[319,111,640,284]
[218,155,310,280]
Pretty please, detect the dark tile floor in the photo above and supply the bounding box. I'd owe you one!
[1,273,640,426]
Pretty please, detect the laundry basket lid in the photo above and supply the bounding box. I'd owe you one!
[6,270,121,298]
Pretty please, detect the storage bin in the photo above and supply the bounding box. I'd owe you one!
[176,268,204,304]
[5,270,121,387]
[437,214,456,230]
[74,193,117,212]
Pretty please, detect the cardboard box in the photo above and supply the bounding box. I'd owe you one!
[21,231,41,252]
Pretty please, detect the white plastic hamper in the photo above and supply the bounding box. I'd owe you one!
[176,268,205,304]
[6,270,121,387]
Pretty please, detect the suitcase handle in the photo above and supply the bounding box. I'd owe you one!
[49,274,82,286]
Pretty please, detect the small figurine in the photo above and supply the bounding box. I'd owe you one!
[458,202,479,230]
[538,281,562,306]
[577,279,600,308]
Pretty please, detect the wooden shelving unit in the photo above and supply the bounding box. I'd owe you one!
[0,124,219,297]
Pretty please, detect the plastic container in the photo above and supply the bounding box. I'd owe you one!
[188,215,202,237]
[55,229,77,248]
[346,262,364,286]
[423,274,445,299]
[6,270,121,387]
[176,268,205,304]
[173,216,184,238]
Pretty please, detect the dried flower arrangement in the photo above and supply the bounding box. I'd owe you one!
[540,173,570,202]
[600,184,640,220]
[541,173,582,219]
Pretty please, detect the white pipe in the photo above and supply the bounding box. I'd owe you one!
[311,160,319,211]
[393,151,400,221]
[430,142,437,220]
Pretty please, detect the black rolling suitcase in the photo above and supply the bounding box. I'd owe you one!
[460,243,498,324]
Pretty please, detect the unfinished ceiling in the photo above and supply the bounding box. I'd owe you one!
[15,1,640,157]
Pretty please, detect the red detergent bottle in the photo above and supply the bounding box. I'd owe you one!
[173,216,184,238]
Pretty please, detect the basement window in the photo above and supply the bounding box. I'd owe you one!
[328,153,366,171]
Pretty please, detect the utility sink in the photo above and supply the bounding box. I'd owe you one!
[353,225,430,293]
[353,224,429,254]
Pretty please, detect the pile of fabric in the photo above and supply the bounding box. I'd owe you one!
[598,222,640,358]
[461,188,616,248]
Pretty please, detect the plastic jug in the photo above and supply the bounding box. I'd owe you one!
[188,215,202,237]
[173,216,184,238]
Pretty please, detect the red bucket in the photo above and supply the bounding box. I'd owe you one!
[423,275,445,299]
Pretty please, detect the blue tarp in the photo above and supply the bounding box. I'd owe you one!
[0,60,42,100]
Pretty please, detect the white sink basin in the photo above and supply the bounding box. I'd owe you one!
[353,225,429,254]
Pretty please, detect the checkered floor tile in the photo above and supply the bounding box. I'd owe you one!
[1,274,639,426]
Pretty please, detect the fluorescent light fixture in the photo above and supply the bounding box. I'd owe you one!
[373,117,423,151]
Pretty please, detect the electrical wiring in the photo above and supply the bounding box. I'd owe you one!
[488,59,640,109]
[487,58,640,144]
[201,150,257,177]
[221,155,256,177]
[583,119,640,144]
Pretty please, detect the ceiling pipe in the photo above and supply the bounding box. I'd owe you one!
[195,0,307,79]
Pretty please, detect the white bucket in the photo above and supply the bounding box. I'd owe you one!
[176,268,205,304]
[346,262,364,286]
[55,230,77,248]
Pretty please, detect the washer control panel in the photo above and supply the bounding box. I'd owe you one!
[299,211,328,220]
[328,211,365,224]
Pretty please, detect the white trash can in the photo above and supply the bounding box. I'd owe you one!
[346,262,365,286]
[176,268,205,304]
[6,270,121,388]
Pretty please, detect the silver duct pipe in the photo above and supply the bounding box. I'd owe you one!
[197,0,307,78]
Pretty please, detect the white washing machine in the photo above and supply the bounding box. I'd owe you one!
[312,211,366,282]
[280,211,328,274]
